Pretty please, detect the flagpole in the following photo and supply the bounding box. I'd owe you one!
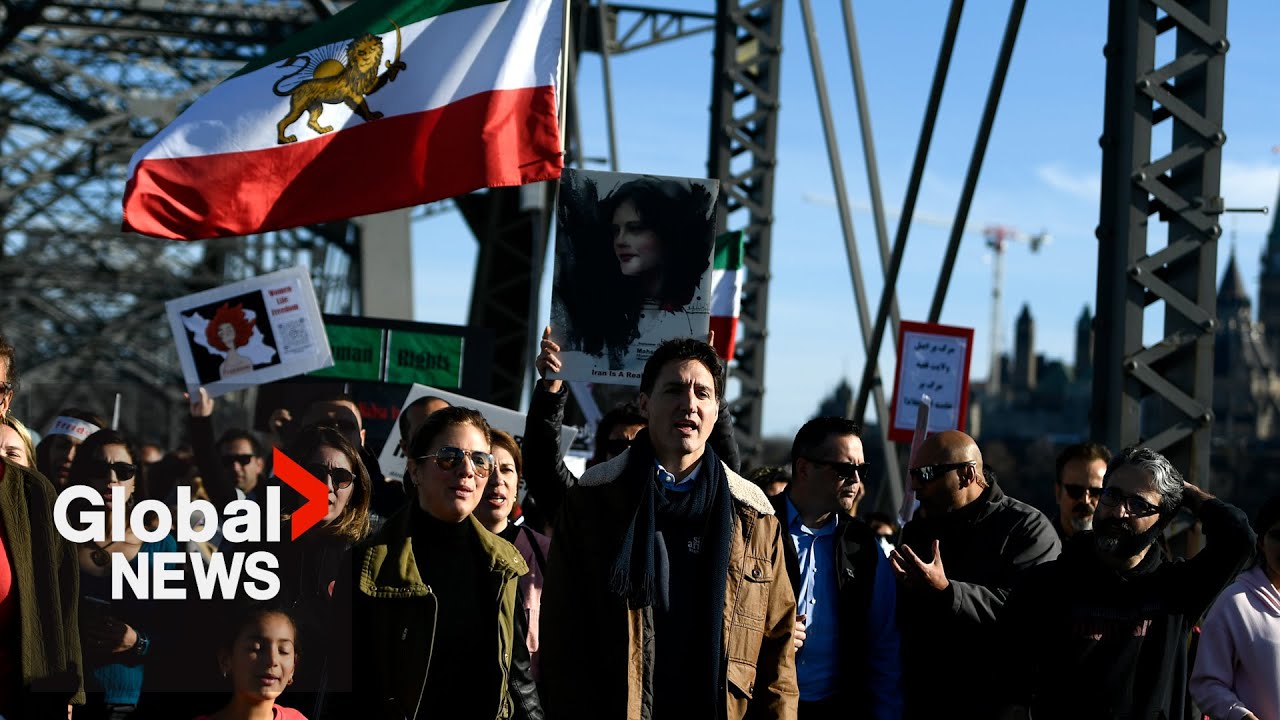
[528,0,572,411]
[556,0,571,151]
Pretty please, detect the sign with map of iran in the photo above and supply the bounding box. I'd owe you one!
[167,266,333,398]
[888,321,974,443]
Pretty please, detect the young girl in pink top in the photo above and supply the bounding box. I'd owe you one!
[1190,495,1280,720]
[194,606,308,720]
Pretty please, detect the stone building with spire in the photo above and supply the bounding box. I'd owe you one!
[1213,248,1280,441]
[968,302,1092,442]
[1257,187,1280,360]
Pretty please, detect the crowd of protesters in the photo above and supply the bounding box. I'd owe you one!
[0,325,1276,719]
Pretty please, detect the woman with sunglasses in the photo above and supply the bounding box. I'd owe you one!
[473,429,552,683]
[337,406,542,719]
[68,429,176,720]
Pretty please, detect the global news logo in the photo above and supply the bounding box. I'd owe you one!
[53,448,331,601]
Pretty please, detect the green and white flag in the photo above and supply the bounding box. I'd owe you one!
[710,230,744,360]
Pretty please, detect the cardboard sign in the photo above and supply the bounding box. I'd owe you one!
[378,384,578,482]
[548,169,718,386]
[167,267,332,398]
[888,321,974,443]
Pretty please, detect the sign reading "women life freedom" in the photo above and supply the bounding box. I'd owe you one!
[52,448,331,601]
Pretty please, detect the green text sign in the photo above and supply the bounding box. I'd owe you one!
[312,324,383,381]
[386,331,464,387]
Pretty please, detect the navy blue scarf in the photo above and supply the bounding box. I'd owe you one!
[607,430,733,715]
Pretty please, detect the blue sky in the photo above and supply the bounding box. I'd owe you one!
[410,1,1280,438]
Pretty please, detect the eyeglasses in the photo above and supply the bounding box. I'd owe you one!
[908,461,975,485]
[416,446,495,478]
[805,458,870,482]
[221,454,256,467]
[88,460,137,482]
[304,463,355,489]
[604,438,633,457]
[1062,484,1103,501]
[1099,486,1160,518]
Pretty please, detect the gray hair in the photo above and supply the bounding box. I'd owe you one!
[1108,446,1184,515]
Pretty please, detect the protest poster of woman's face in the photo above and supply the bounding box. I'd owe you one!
[549,169,719,385]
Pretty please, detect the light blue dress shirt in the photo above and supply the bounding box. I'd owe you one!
[786,497,841,700]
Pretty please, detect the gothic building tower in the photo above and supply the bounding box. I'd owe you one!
[1257,187,1280,357]
[1015,303,1037,392]
[1214,248,1280,440]
[1075,306,1093,380]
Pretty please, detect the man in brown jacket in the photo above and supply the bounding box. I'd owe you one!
[540,338,798,719]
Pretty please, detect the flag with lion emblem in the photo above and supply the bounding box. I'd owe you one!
[123,0,564,240]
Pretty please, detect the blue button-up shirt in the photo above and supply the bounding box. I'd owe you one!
[655,460,701,493]
[786,498,904,718]
[786,497,841,700]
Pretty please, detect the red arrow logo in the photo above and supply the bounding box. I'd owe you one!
[274,448,329,540]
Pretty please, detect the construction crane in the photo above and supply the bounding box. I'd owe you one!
[801,192,1050,393]
[983,225,1050,394]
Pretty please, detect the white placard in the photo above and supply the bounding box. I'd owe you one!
[166,267,332,398]
[378,384,578,482]
[890,325,972,441]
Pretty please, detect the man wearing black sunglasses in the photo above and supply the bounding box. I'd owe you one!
[999,446,1255,720]
[188,388,271,516]
[773,417,901,719]
[217,429,266,498]
[894,430,1059,720]
[1052,442,1111,542]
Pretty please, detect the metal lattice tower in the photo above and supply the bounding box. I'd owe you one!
[1092,0,1227,487]
[0,0,362,436]
[708,0,783,464]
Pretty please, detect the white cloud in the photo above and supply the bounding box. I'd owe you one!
[1036,164,1100,202]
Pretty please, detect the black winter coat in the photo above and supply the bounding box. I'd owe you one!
[897,481,1060,719]
[999,498,1255,720]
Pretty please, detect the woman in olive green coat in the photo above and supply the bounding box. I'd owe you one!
[337,406,541,720]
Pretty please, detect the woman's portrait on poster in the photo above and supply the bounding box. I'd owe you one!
[207,302,257,379]
[180,290,279,386]
[551,172,716,371]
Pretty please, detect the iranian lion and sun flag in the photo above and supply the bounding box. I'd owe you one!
[122,0,565,240]
[122,0,746,361]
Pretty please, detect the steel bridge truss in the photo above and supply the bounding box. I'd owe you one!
[707,0,783,464]
[1092,0,1227,487]
[0,0,361,433]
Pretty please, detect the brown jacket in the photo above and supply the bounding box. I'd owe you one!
[539,451,798,719]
